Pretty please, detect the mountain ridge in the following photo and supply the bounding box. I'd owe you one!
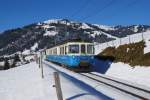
[0,19,150,56]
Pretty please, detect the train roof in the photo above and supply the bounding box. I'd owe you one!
[63,39,92,43]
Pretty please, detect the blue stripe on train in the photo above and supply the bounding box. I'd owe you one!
[46,55,94,68]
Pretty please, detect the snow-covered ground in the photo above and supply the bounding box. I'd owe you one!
[22,49,31,55]
[105,62,150,88]
[31,43,38,51]
[93,24,115,31]
[0,62,112,100]
[43,61,142,100]
[1,60,144,100]
[43,31,58,36]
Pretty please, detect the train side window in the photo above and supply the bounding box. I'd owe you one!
[87,45,94,54]
[69,45,79,54]
[53,48,57,55]
[60,47,62,55]
[60,47,64,55]
[56,48,57,55]
[81,44,86,54]
[65,46,67,54]
[62,47,64,55]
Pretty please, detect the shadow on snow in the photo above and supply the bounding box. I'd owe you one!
[92,56,115,74]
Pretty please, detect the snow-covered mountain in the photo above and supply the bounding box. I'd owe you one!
[0,19,150,56]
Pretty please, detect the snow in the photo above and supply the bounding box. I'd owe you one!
[80,23,92,29]
[22,49,30,55]
[95,31,150,54]
[37,22,42,26]
[93,24,115,31]
[24,55,35,61]
[90,30,118,39]
[133,25,138,32]
[43,31,58,36]
[105,62,150,88]
[0,61,4,66]
[0,61,111,100]
[1,60,149,99]
[91,31,102,37]
[41,25,56,29]
[43,19,60,24]
[144,39,150,54]
[31,43,38,51]
[0,62,54,100]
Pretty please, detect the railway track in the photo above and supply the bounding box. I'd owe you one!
[80,72,150,100]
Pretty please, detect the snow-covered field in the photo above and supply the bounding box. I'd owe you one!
[0,62,112,100]
[1,60,144,100]
[105,62,150,88]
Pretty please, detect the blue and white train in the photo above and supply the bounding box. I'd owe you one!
[45,40,95,70]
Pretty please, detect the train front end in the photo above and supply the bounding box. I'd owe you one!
[67,42,95,70]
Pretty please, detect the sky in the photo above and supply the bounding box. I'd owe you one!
[0,0,150,32]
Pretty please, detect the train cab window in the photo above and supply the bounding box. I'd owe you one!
[87,45,94,54]
[81,44,86,54]
[69,45,79,53]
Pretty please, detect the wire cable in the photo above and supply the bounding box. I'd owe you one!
[70,0,91,19]
[98,0,140,20]
[80,0,116,20]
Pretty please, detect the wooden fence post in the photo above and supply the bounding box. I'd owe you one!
[39,57,40,68]
[142,32,144,40]
[120,38,122,45]
[40,52,44,78]
[53,72,63,100]
[128,35,131,43]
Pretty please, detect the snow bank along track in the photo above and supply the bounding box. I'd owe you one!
[80,72,150,100]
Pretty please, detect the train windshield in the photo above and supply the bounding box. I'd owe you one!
[87,45,94,54]
[69,45,79,53]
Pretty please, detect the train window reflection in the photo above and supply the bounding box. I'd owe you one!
[69,45,79,53]
[87,45,93,54]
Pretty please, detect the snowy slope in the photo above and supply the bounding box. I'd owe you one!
[43,31,58,36]
[95,31,150,54]
[105,62,150,88]
[93,24,115,31]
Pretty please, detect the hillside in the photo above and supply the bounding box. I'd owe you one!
[0,19,150,56]
[98,40,150,66]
